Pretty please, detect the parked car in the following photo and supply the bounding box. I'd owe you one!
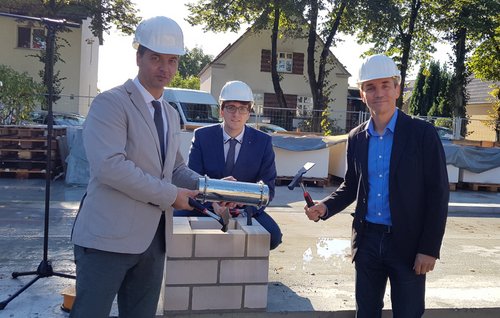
[248,123,287,133]
[25,111,86,126]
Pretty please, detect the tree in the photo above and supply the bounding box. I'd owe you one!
[178,47,213,78]
[421,61,441,115]
[0,65,44,125]
[345,0,438,108]
[169,74,201,90]
[409,61,453,118]
[408,64,426,115]
[435,0,499,123]
[305,0,353,132]
[428,67,453,119]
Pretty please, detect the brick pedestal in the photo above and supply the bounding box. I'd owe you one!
[164,216,270,313]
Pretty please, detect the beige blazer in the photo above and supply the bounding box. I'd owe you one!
[71,79,199,254]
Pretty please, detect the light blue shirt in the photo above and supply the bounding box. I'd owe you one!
[366,109,398,225]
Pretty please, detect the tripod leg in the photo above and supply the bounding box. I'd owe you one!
[12,271,37,278]
[54,272,76,279]
[0,275,41,310]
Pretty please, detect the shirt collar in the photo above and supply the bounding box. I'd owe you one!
[133,77,163,105]
[367,108,398,136]
[221,123,244,144]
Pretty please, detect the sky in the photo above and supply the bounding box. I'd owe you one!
[97,0,452,91]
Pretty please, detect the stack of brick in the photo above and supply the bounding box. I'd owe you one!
[164,216,270,313]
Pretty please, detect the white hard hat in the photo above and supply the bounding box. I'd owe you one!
[132,16,185,55]
[357,54,401,85]
[219,81,254,104]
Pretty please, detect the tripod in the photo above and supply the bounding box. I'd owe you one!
[0,17,79,310]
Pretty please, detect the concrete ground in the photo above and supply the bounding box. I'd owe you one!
[0,178,499,317]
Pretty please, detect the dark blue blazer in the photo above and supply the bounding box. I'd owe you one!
[320,111,449,265]
[188,124,277,209]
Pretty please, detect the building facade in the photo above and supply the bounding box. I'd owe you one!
[199,28,350,132]
[0,13,99,116]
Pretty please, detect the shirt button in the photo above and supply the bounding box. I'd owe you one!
[379,155,382,159]
[377,193,381,197]
[379,174,383,178]
[377,212,381,216]
[379,136,383,140]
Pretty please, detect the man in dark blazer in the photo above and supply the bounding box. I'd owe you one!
[176,80,282,249]
[305,54,448,317]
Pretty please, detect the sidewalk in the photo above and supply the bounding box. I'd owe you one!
[0,179,499,317]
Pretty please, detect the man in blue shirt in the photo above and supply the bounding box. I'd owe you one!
[305,54,449,317]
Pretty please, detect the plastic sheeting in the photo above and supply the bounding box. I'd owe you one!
[271,134,500,174]
[443,142,500,173]
[64,127,90,185]
[271,134,347,151]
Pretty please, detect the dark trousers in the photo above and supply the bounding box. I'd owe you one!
[354,223,425,318]
[70,214,166,318]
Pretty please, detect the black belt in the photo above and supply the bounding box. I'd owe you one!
[364,221,392,233]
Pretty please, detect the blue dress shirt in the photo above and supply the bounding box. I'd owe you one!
[365,109,398,225]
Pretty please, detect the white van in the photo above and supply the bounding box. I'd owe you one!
[163,88,221,129]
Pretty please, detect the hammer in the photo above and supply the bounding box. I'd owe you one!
[288,162,317,220]
[188,198,230,232]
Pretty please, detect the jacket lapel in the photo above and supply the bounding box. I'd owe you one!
[358,129,370,193]
[389,111,409,181]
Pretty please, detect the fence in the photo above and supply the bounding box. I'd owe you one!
[250,107,500,142]
[2,93,499,142]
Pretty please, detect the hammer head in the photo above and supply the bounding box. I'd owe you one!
[219,207,230,232]
[288,162,315,190]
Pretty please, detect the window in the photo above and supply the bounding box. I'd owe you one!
[17,26,45,49]
[277,52,293,73]
[296,96,313,117]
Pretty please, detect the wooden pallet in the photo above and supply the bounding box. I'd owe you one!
[464,182,500,192]
[275,176,329,187]
[0,125,66,179]
[0,167,63,179]
[0,125,66,138]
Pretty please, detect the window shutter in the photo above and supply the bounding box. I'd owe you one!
[292,52,304,75]
[260,49,271,73]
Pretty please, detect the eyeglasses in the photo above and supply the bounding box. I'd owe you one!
[224,105,250,114]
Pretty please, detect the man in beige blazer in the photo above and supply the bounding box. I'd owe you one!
[70,16,200,318]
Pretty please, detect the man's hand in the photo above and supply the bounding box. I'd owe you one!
[413,253,437,275]
[305,203,327,222]
[173,188,199,210]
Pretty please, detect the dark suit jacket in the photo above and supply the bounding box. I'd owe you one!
[320,111,449,265]
[188,124,277,211]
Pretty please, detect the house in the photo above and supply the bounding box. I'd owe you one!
[466,77,499,141]
[199,28,351,132]
[0,12,99,116]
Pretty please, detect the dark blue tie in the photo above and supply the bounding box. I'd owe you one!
[223,138,238,177]
[152,101,165,163]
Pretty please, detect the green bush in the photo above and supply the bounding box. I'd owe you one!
[0,65,44,125]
